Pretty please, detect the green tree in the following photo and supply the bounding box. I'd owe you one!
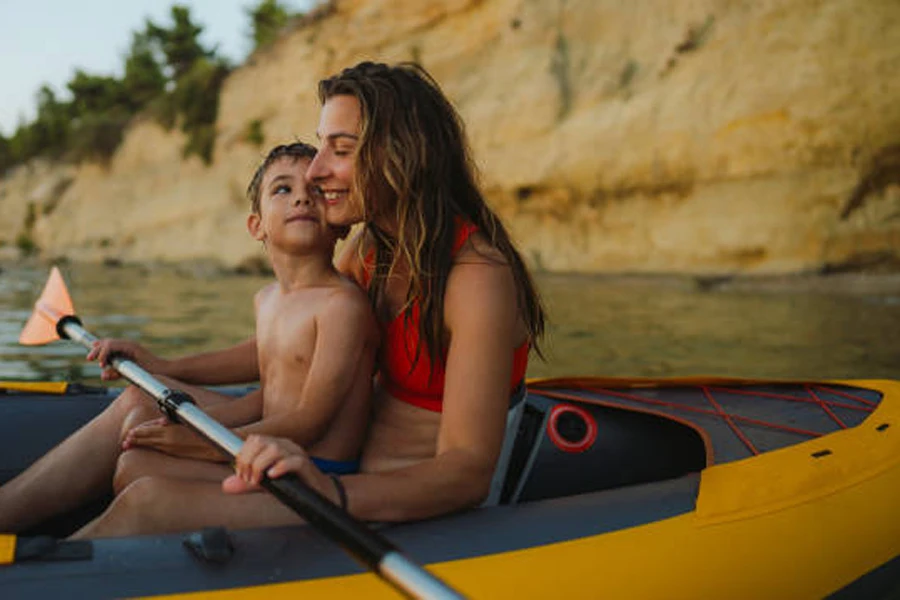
[7,117,39,165]
[122,31,167,111]
[1,3,234,169]
[0,132,11,173]
[66,71,131,163]
[67,70,127,116]
[146,5,212,81]
[32,85,71,158]
[172,57,231,163]
[139,5,231,164]
[67,112,130,163]
[247,0,291,51]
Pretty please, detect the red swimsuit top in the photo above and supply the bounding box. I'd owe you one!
[361,222,530,412]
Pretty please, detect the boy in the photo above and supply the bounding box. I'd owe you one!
[112,142,376,477]
[0,143,378,537]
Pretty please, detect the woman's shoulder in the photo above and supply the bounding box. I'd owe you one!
[453,227,509,268]
[448,226,515,303]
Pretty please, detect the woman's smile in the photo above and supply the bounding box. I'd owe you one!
[317,187,349,205]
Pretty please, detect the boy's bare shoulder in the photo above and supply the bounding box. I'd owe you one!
[318,276,376,332]
[253,281,279,307]
[323,276,372,315]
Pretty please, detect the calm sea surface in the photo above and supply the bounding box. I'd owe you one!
[2,262,899,384]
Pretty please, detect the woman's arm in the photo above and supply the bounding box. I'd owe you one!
[345,258,517,520]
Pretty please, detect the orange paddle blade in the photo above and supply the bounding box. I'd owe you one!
[19,267,77,346]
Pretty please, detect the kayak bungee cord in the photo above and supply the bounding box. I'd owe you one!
[19,267,465,600]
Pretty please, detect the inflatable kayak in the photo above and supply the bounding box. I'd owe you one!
[0,376,898,599]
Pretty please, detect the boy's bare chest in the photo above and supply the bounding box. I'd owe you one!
[255,295,323,370]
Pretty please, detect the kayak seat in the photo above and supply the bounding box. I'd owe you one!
[493,390,708,504]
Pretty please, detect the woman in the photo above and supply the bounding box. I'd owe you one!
[95,61,546,524]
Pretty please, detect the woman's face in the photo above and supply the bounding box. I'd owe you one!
[307,94,364,227]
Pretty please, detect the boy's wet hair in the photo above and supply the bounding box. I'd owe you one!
[247,142,317,214]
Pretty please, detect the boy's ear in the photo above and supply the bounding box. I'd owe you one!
[247,213,265,241]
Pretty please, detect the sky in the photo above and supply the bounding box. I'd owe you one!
[0,0,312,136]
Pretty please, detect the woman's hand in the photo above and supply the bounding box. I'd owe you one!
[122,417,225,461]
[86,339,170,380]
[222,435,339,505]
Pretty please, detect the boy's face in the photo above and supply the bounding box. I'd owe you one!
[247,156,339,253]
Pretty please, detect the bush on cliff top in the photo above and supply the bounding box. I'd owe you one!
[0,2,312,172]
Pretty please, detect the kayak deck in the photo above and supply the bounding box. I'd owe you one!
[0,377,896,599]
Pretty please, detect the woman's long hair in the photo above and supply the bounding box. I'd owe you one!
[318,61,545,370]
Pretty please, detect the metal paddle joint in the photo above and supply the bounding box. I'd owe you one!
[157,389,195,424]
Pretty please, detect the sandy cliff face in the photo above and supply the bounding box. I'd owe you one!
[3,0,899,274]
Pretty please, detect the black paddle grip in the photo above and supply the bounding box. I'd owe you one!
[260,473,395,570]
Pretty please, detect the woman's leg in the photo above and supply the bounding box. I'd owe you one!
[112,449,233,495]
[0,379,235,533]
[0,385,155,532]
[70,476,303,539]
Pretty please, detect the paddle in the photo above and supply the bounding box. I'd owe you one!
[19,267,465,600]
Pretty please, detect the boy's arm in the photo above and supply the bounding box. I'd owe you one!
[206,388,264,427]
[167,337,260,385]
[235,290,376,444]
[89,337,260,385]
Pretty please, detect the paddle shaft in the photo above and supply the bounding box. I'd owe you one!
[56,315,465,600]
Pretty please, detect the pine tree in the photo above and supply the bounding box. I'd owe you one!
[122,31,167,111]
[146,5,211,81]
[248,0,292,51]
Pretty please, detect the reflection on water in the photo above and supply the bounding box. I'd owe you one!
[1,263,899,384]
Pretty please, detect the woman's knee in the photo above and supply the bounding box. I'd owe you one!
[110,385,155,417]
[108,476,173,530]
[113,449,154,495]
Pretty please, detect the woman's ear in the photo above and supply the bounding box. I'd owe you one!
[247,213,265,241]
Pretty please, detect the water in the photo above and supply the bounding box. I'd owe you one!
[2,263,899,384]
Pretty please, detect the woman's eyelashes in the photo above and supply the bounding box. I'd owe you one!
[333,144,355,157]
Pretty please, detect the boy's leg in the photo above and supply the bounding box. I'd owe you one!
[112,379,255,492]
[0,380,236,533]
[70,477,303,539]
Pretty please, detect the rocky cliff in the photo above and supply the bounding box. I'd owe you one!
[2,0,899,274]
